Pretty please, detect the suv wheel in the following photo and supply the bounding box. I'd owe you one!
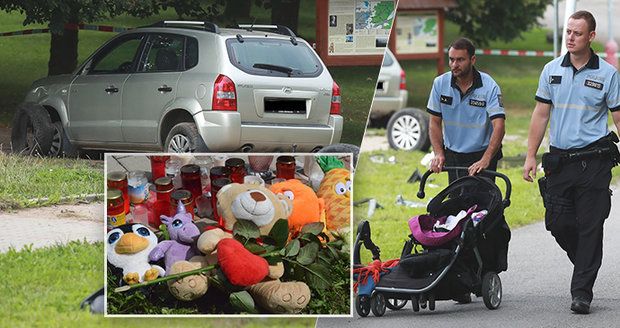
[387,108,430,152]
[164,122,209,153]
[49,121,80,157]
[11,103,54,156]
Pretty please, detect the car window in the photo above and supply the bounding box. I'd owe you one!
[226,38,323,77]
[89,35,143,75]
[185,37,199,70]
[382,51,394,67]
[140,34,185,72]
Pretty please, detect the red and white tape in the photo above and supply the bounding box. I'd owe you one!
[0,23,129,37]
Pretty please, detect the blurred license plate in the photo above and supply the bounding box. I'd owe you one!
[264,99,306,114]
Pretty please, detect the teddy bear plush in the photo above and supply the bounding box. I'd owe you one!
[167,183,311,313]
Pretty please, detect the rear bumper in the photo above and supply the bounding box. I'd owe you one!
[370,90,408,118]
[196,111,343,151]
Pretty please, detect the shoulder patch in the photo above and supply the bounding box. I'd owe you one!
[440,95,453,105]
[584,79,603,90]
[469,99,486,108]
[549,75,562,84]
[498,94,504,107]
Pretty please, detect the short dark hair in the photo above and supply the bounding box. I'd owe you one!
[449,38,476,58]
[569,10,596,32]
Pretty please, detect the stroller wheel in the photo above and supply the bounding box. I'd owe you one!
[355,295,371,317]
[386,298,407,310]
[371,292,386,317]
[411,295,420,312]
[482,272,502,310]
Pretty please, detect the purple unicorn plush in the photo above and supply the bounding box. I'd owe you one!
[149,200,200,275]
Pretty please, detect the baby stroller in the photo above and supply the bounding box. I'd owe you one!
[353,167,512,317]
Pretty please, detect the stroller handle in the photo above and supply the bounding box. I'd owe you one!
[416,167,512,208]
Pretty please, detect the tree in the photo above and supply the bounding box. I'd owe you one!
[0,0,207,76]
[270,0,301,34]
[447,0,552,46]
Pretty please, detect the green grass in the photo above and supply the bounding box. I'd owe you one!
[331,66,380,144]
[0,241,315,327]
[0,153,104,209]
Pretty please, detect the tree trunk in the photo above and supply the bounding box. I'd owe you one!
[48,24,79,76]
[224,0,252,24]
[270,0,301,35]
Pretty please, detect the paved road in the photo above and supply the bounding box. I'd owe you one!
[317,183,620,328]
[0,203,103,252]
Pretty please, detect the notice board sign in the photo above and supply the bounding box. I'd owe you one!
[316,0,395,66]
[394,11,439,54]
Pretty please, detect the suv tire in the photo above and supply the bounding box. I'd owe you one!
[317,143,360,167]
[11,103,54,156]
[50,121,80,157]
[164,122,209,153]
[387,108,430,152]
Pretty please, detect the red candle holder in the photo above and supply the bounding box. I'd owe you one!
[107,189,126,230]
[171,189,195,219]
[181,164,202,199]
[107,171,130,214]
[225,158,247,183]
[276,156,296,180]
[149,155,169,182]
[211,177,232,227]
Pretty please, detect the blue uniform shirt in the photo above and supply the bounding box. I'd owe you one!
[535,50,620,150]
[427,68,505,153]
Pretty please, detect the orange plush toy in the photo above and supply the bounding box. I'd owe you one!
[270,179,325,233]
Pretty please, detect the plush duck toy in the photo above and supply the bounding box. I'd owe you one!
[107,223,165,285]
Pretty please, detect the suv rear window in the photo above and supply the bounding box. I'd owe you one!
[382,51,394,67]
[226,38,323,77]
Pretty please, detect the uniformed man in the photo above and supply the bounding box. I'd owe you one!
[428,37,506,182]
[523,10,620,314]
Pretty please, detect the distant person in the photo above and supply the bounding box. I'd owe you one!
[427,37,506,182]
[523,10,620,314]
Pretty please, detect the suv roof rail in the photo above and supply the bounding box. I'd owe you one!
[237,24,296,37]
[147,20,220,34]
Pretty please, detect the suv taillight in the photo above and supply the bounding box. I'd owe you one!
[400,70,406,90]
[212,74,237,111]
[330,81,341,115]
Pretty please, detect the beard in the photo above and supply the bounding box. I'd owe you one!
[452,64,472,78]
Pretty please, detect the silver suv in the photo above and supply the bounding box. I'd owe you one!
[11,21,343,155]
[369,49,429,151]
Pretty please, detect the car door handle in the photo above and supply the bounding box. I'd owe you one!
[105,86,119,94]
[157,85,173,93]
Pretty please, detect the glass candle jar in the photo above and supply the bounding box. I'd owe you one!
[276,156,296,180]
[107,171,130,214]
[152,177,174,228]
[107,189,126,230]
[210,166,231,183]
[149,155,169,182]
[128,171,149,205]
[211,177,232,227]
[171,189,195,219]
[225,158,247,183]
[181,164,202,199]
[166,157,183,189]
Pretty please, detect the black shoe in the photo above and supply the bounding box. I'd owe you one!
[570,297,590,314]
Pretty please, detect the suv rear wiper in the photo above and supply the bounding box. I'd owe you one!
[253,63,294,76]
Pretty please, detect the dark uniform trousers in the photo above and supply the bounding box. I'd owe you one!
[444,148,503,183]
[544,148,612,302]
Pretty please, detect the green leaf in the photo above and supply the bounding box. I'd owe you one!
[301,222,324,235]
[264,254,282,265]
[300,232,322,246]
[304,263,332,290]
[229,291,257,313]
[297,242,319,265]
[326,245,340,260]
[158,224,170,240]
[244,241,266,255]
[285,239,301,257]
[233,219,261,240]
[268,219,289,248]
